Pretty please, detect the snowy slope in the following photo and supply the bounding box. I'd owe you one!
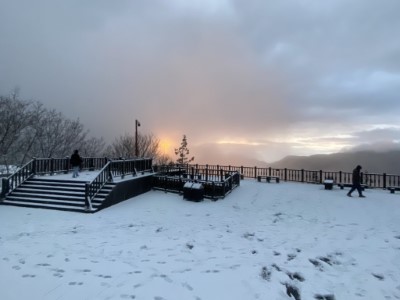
[1,179,399,300]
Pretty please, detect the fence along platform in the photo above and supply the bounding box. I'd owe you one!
[1,157,153,212]
[154,163,400,190]
[153,165,240,200]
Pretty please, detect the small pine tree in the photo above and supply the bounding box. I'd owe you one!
[175,134,194,165]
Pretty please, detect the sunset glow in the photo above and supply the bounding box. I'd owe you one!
[1,1,399,165]
[159,138,175,156]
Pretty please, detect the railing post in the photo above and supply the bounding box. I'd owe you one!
[301,169,304,182]
[206,164,209,181]
[32,158,37,175]
[383,173,387,189]
[1,178,9,199]
[84,183,92,211]
[241,166,244,178]
[339,171,342,184]
[268,167,271,176]
[64,156,69,174]
[50,158,54,175]
[319,170,323,184]
[220,169,223,182]
[284,168,287,181]
[89,158,94,171]
[254,166,257,179]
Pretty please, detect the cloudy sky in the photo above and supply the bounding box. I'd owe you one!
[1,0,400,164]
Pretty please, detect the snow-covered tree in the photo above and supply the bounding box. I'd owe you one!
[175,135,194,165]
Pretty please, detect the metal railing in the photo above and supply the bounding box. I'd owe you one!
[154,164,400,189]
[1,160,35,198]
[1,157,153,200]
[85,162,112,210]
[84,158,154,210]
[152,167,241,199]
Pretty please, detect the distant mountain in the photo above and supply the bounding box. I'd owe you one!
[269,150,400,174]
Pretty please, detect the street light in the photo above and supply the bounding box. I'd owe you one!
[135,119,141,157]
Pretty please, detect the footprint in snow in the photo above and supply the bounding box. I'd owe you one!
[37,263,51,267]
[120,294,136,299]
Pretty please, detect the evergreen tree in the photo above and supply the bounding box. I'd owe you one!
[175,135,194,165]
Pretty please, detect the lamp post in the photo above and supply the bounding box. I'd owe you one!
[135,119,141,157]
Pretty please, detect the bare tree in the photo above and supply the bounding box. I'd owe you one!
[30,109,88,158]
[0,92,38,168]
[155,153,173,165]
[138,133,160,158]
[106,133,135,158]
[106,133,161,160]
[80,137,106,157]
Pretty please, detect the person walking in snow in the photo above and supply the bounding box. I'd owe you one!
[70,149,83,178]
[347,165,366,198]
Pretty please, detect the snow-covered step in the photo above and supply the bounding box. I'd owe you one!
[5,196,85,205]
[15,188,84,196]
[18,185,86,192]
[0,200,88,213]
[11,191,85,200]
[2,177,116,213]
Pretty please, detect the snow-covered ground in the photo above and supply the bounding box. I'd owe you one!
[1,179,400,300]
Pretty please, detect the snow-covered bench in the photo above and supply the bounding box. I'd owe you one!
[257,176,280,183]
[338,183,368,191]
[388,186,400,194]
[323,179,334,190]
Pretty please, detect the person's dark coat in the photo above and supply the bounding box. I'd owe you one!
[352,165,362,184]
[70,151,82,167]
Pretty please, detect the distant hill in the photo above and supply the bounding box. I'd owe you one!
[269,150,400,174]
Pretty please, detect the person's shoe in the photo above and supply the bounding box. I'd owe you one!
[347,193,352,197]
[359,195,366,198]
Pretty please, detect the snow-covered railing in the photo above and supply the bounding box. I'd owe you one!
[1,160,35,199]
[154,164,400,189]
[1,157,153,201]
[84,158,153,210]
[152,169,240,199]
[108,158,153,179]
[85,161,112,210]
[32,157,108,175]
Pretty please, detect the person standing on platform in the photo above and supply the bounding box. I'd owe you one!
[70,149,82,178]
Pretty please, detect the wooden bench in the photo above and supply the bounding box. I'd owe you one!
[338,183,368,191]
[388,186,400,194]
[257,176,280,183]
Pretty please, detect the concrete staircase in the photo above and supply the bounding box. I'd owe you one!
[1,178,116,213]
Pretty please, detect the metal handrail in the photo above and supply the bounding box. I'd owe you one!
[84,162,112,210]
[155,163,398,189]
[1,159,34,199]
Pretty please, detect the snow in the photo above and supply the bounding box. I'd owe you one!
[41,171,150,183]
[1,179,400,300]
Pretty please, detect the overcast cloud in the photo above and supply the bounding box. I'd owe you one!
[1,0,399,163]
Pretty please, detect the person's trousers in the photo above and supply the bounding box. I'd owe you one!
[72,166,80,178]
[348,183,362,196]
